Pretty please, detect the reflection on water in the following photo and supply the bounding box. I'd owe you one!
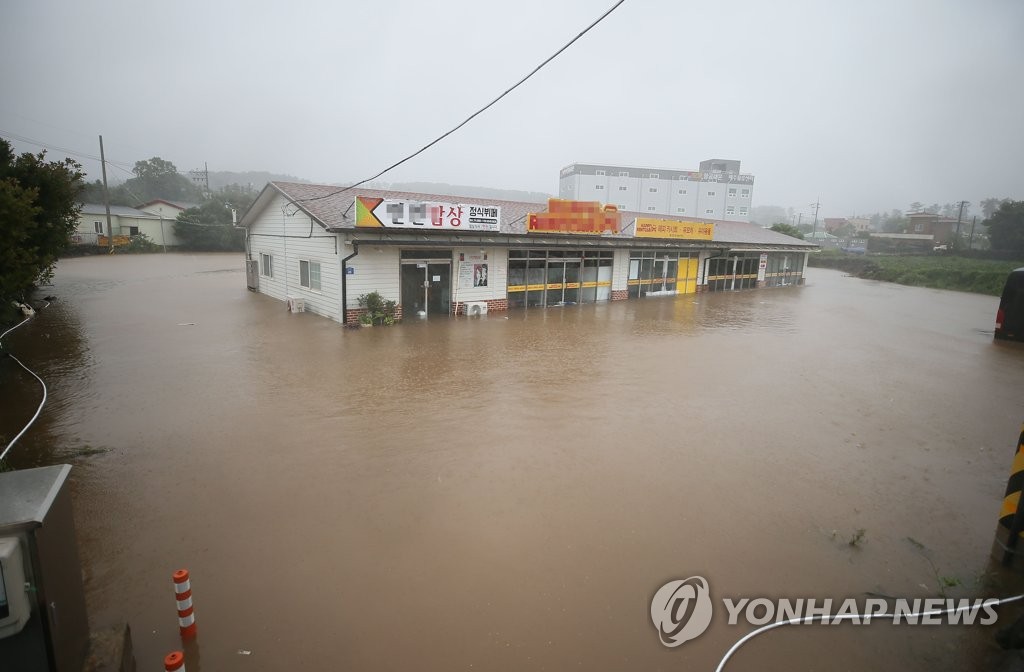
[2,254,1023,671]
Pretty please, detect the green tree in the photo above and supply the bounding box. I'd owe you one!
[173,195,246,251]
[770,223,805,240]
[986,200,1024,253]
[981,197,1009,219]
[909,201,924,213]
[0,140,84,305]
[121,157,202,203]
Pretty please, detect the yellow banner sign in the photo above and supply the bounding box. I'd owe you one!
[633,218,714,240]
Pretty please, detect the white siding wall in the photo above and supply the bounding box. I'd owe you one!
[452,247,507,302]
[249,193,343,321]
[344,245,401,307]
[612,249,630,291]
[134,217,180,247]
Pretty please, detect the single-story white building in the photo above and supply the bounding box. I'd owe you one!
[74,202,185,247]
[239,182,817,325]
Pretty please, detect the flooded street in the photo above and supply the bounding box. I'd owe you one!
[3,253,1024,671]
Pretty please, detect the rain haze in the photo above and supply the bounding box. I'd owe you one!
[2,0,1023,217]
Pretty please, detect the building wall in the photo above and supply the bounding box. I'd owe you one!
[452,247,507,302]
[344,245,401,308]
[559,163,754,222]
[249,193,343,320]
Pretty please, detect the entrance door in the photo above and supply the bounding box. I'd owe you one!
[544,259,582,306]
[401,262,451,317]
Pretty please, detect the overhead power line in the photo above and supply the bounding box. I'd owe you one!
[295,0,628,204]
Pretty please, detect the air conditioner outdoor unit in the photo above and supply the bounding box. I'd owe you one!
[286,297,305,313]
[465,301,488,316]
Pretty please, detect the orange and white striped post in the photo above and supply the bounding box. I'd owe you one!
[173,569,197,639]
[164,651,185,672]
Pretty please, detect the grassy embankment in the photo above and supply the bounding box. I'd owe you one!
[809,251,1024,296]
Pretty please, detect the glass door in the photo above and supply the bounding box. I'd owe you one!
[401,261,451,317]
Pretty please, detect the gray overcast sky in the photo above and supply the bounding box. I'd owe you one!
[2,0,1022,219]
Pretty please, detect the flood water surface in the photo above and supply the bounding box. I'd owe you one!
[3,253,1024,671]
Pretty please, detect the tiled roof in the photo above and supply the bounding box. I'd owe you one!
[262,182,816,249]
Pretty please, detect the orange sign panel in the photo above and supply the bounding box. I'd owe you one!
[527,199,621,234]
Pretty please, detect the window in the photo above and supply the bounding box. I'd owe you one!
[676,208,686,213]
[741,189,750,197]
[726,206,736,215]
[649,187,657,193]
[739,207,748,215]
[618,186,628,191]
[128,226,139,236]
[94,221,103,233]
[914,222,923,232]
[678,189,687,195]
[260,253,273,277]
[647,206,656,211]
[649,173,659,179]
[596,169,606,176]
[595,184,604,190]
[728,188,737,196]
[618,171,629,177]
[707,191,716,197]
[705,208,715,215]
[299,260,321,291]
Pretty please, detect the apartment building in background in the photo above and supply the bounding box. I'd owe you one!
[558,159,755,223]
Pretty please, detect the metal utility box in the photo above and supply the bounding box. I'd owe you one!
[245,259,259,291]
[0,465,89,672]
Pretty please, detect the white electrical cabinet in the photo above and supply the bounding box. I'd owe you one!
[0,537,30,638]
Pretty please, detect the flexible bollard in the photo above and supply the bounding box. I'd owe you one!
[164,651,185,672]
[995,425,1024,568]
[173,569,197,639]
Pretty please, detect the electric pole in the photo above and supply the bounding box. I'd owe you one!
[955,200,966,241]
[968,216,977,250]
[99,135,114,252]
[810,199,821,236]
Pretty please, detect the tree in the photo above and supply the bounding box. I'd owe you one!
[982,197,1009,219]
[770,223,805,240]
[909,201,924,213]
[120,157,203,204]
[0,140,84,304]
[986,200,1024,253]
[173,194,247,251]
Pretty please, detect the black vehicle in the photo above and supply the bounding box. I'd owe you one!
[995,268,1024,341]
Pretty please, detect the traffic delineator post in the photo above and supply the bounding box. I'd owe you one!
[995,425,1024,567]
[164,651,185,671]
[173,569,197,639]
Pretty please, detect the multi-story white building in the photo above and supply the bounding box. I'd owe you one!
[558,159,755,223]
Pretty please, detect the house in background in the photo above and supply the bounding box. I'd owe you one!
[73,203,181,247]
[906,212,957,243]
[136,199,198,223]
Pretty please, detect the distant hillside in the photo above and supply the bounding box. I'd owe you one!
[386,182,552,203]
[208,171,308,192]
[209,174,551,204]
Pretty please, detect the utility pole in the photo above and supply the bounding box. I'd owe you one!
[810,198,821,236]
[99,135,114,252]
[968,216,977,250]
[955,200,966,242]
[189,163,210,196]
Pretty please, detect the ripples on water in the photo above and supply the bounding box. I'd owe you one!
[2,255,1023,671]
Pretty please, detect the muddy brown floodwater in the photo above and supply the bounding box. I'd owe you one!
[3,253,1024,671]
